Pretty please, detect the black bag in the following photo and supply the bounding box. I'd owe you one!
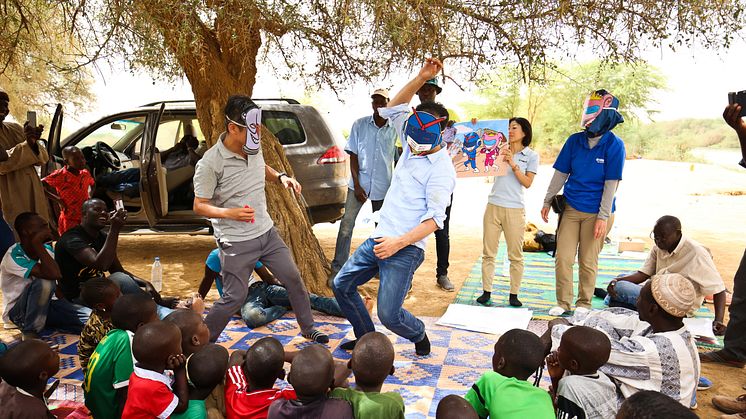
[551,194,566,214]
[548,194,566,258]
[535,231,556,252]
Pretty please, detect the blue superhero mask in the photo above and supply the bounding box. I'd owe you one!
[405,108,446,155]
[581,91,624,136]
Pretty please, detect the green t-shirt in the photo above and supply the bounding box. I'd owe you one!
[465,371,554,419]
[330,387,404,419]
[83,329,135,418]
[171,399,207,419]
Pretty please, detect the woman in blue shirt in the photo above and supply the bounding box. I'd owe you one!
[478,118,539,307]
[541,90,626,316]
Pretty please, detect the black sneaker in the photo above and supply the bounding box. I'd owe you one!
[509,294,522,307]
[415,333,431,356]
[340,339,358,351]
[594,287,608,299]
[476,291,491,305]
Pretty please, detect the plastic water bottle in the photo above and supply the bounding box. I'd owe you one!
[151,257,163,292]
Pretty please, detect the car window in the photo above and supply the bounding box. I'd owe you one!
[131,117,206,154]
[74,116,147,151]
[263,111,305,145]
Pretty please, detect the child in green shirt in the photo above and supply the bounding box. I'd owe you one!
[331,331,405,419]
[465,329,554,419]
[83,293,158,418]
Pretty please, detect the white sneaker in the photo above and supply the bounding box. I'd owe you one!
[548,306,566,316]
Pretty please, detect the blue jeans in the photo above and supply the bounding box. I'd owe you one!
[605,280,642,309]
[241,282,342,328]
[333,238,426,342]
[331,191,383,274]
[9,280,90,334]
[108,272,173,319]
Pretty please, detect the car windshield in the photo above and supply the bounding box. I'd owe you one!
[72,116,147,151]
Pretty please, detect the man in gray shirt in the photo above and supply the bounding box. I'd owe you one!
[193,95,327,343]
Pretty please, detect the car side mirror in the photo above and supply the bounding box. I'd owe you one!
[111,123,126,130]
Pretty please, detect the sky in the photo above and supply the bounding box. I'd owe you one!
[66,38,746,134]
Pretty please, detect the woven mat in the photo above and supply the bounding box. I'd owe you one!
[453,246,723,349]
[34,312,551,419]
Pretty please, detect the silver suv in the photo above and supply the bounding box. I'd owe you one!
[45,99,349,231]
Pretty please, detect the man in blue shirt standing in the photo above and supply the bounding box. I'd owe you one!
[329,89,398,283]
[333,58,456,356]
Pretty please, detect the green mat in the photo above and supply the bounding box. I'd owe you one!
[454,246,716,321]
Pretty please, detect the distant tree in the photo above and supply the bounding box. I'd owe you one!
[1,0,743,293]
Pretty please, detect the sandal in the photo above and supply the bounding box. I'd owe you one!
[700,351,746,368]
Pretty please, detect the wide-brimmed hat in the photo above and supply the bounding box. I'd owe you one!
[423,78,442,94]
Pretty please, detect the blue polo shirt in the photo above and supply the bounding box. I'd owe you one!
[205,248,263,297]
[553,131,625,214]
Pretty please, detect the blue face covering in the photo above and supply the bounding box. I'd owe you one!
[405,109,446,155]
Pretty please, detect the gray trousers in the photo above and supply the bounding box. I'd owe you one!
[205,227,315,341]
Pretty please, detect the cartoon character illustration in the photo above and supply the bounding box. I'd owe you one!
[480,129,501,172]
[462,132,481,172]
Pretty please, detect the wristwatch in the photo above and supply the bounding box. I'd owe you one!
[277,172,288,182]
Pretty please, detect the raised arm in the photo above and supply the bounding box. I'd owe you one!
[70,210,126,272]
[723,104,746,164]
[388,58,443,107]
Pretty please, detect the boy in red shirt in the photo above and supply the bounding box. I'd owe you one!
[42,146,95,235]
[123,320,189,418]
[224,337,296,419]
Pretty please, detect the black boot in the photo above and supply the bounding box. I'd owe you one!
[509,293,522,307]
[476,291,491,305]
[415,333,431,356]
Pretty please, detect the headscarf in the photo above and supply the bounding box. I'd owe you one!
[581,89,624,136]
[650,273,697,318]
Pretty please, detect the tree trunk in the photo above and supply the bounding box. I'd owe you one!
[187,67,333,296]
[138,4,333,296]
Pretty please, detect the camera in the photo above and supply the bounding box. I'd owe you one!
[728,90,746,117]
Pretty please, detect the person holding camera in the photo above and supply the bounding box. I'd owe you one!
[541,90,626,317]
[0,91,51,232]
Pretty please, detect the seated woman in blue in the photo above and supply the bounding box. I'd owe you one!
[541,90,626,316]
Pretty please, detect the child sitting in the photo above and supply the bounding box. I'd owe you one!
[465,329,554,418]
[269,345,354,418]
[330,331,405,419]
[172,343,229,419]
[83,293,158,418]
[436,395,478,419]
[546,325,617,419]
[122,321,189,417]
[224,336,296,419]
[164,309,210,356]
[78,276,121,371]
[0,339,59,418]
[42,146,95,235]
[616,390,698,419]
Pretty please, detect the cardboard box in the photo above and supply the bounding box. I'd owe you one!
[617,239,645,253]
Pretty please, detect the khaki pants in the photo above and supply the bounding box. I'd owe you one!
[481,204,525,294]
[555,205,614,310]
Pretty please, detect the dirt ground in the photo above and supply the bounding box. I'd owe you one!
[2,158,746,417]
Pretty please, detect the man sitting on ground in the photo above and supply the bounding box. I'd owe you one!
[597,215,727,335]
[54,198,180,318]
[547,273,700,408]
[199,248,361,329]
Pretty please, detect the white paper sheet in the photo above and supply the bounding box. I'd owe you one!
[436,304,533,335]
[683,317,717,340]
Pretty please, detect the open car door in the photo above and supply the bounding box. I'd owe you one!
[43,104,64,177]
[139,104,167,227]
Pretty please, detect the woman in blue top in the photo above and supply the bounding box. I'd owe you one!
[478,118,539,307]
[541,90,626,316]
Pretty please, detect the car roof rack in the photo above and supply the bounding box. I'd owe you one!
[142,98,301,106]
